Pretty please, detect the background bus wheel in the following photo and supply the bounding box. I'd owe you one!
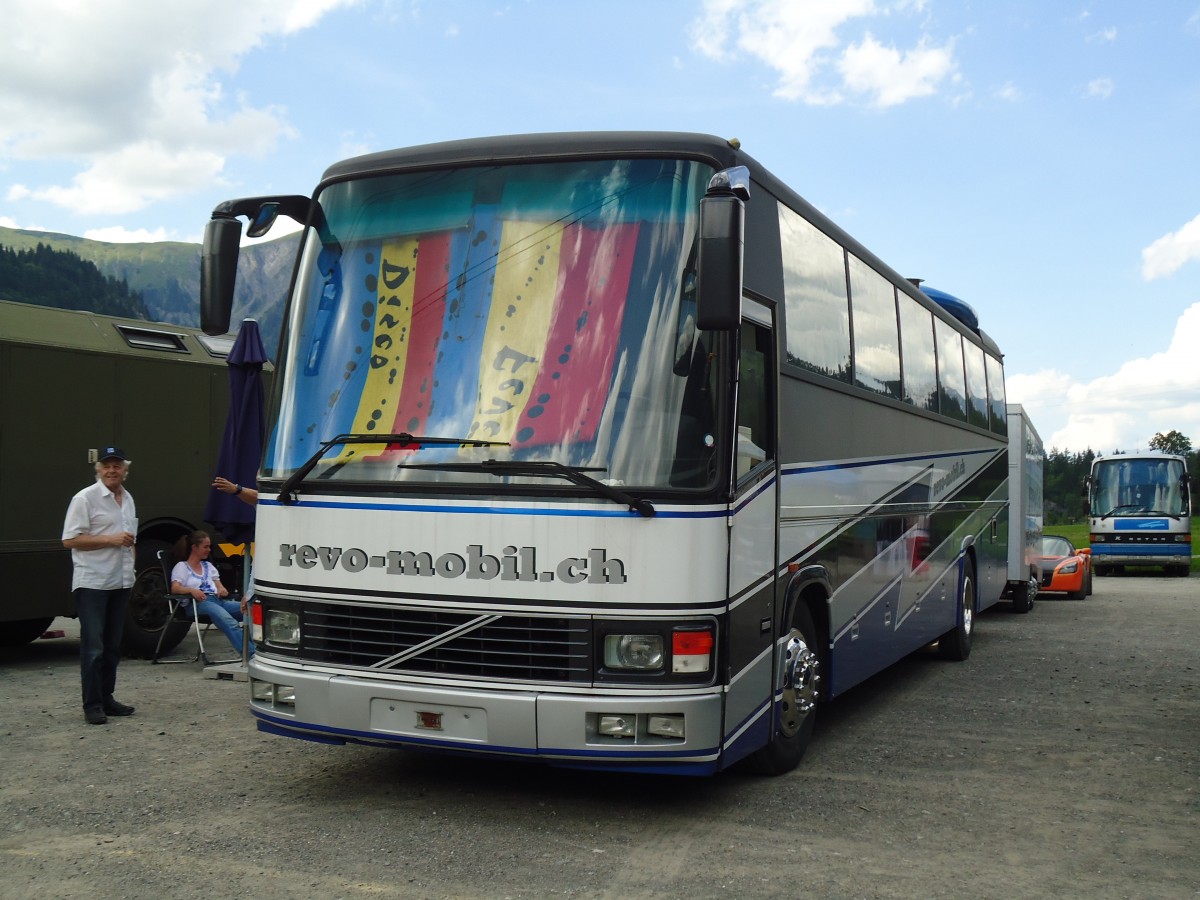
[938,560,975,661]
[1012,575,1036,614]
[745,604,822,776]
[0,617,55,647]
[122,539,189,658]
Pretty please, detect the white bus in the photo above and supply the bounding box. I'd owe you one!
[201,132,1010,775]
[1086,453,1191,576]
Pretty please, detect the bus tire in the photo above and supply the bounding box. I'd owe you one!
[938,559,975,661]
[1012,575,1036,614]
[122,539,189,658]
[744,603,822,776]
[0,617,55,647]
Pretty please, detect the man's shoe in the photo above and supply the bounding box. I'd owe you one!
[103,699,135,716]
[85,708,108,725]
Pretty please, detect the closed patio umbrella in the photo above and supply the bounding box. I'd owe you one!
[205,319,268,546]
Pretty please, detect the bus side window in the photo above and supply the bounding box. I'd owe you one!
[736,322,774,482]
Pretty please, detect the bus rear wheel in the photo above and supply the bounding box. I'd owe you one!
[938,559,975,661]
[745,604,822,776]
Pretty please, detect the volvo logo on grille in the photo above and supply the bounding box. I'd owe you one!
[416,710,443,730]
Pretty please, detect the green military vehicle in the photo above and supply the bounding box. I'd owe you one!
[0,299,265,655]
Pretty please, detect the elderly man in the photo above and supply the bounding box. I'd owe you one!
[62,446,138,725]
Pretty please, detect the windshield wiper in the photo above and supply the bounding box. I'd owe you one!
[277,433,510,504]
[1100,504,1144,520]
[399,459,656,517]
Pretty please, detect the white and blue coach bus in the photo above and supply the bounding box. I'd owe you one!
[200,132,1010,775]
[1086,452,1191,576]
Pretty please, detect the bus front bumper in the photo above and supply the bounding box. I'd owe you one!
[248,657,724,773]
[1091,548,1191,567]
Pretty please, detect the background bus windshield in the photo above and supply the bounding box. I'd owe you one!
[267,157,719,491]
[1090,457,1188,516]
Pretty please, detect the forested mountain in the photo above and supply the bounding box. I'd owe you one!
[0,242,150,318]
[0,225,298,355]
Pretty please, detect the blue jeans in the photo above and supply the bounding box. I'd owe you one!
[76,587,129,712]
[195,594,254,656]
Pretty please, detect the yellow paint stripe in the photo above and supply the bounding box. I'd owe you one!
[469,221,562,444]
[335,238,419,463]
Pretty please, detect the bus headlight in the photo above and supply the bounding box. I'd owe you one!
[264,609,300,647]
[604,634,664,670]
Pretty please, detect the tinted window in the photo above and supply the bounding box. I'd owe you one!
[779,203,851,382]
[848,255,901,399]
[934,318,966,421]
[986,353,1007,434]
[963,339,989,429]
[898,292,938,411]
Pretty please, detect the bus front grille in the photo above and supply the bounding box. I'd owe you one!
[297,601,593,683]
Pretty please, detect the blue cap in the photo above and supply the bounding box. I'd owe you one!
[99,446,127,461]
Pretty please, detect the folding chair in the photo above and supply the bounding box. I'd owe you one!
[150,549,240,666]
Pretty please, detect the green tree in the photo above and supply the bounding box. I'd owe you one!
[1148,430,1192,456]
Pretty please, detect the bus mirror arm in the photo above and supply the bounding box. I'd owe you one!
[201,195,319,336]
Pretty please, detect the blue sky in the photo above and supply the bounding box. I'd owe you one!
[3,1,1199,455]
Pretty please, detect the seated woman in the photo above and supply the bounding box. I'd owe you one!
[170,530,254,657]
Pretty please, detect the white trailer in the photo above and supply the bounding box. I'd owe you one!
[1003,403,1043,612]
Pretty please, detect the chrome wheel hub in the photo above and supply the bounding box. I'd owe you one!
[780,631,820,737]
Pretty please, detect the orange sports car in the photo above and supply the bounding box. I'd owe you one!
[1037,535,1092,600]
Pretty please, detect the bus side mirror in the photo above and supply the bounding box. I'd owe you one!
[697,167,749,331]
[201,216,241,336]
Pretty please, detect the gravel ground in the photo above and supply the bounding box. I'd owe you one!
[1,573,1196,899]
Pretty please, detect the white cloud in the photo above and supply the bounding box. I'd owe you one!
[1087,27,1118,44]
[1084,77,1114,99]
[0,0,349,214]
[1008,302,1200,452]
[689,0,955,106]
[993,82,1023,102]
[838,34,955,107]
[1142,214,1200,280]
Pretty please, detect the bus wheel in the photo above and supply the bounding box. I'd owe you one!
[122,539,189,658]
[1013,575,1036,614]
[0,617,55,647]
[938,560,975,661]
[745,604,822,776]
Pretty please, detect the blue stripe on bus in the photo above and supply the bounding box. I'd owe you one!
[259,498,727,518]
[780,446,1000,476]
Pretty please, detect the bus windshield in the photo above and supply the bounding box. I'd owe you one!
[1090,456,1189,517]
[266,157,720,492]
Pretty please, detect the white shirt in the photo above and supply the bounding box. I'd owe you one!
[62,479,137,591]
[171,560,221,596]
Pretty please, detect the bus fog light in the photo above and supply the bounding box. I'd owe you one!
[251,679,295,706]
[648,715,685,739]
[598,715,636,737]
[264,609,300,647]
[251,679,273,701]
[604,634,663,670]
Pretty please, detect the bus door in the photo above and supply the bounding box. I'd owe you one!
[723,298,779,762]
